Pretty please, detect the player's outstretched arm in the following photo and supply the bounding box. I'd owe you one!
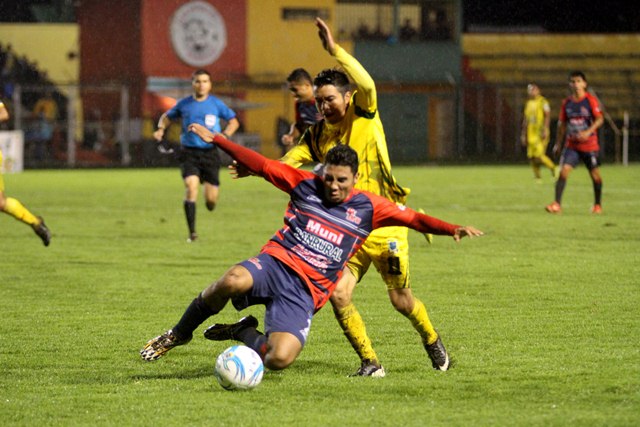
[188,123,217,142]
[452,226,484,242]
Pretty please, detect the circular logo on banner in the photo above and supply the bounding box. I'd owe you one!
[170,1,227,67]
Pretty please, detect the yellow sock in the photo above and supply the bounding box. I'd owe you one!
[3,197,39,226]
[334,303,378,363]
[540,154,555,171]
[407,298,438,345]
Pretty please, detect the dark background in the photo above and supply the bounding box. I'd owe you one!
[0,0,639,32]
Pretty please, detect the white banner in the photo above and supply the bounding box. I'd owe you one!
[0,130,24,173]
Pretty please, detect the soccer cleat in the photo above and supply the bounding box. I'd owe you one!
[417,209,434,244]
[140,329,192,361]
[203,315,259,341]
[187,232,198,243]
[32,216,51,246]
[350,359,386,378]
[425,335,450,371]
[545,201,562,214]
[591,204,602,214]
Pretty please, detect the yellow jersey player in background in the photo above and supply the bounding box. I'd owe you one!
[0,99,51,246]
[521,83,557,182]
[281,17,449,375]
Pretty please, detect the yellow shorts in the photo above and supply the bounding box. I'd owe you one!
[347,225,410,291]
[527,139,549,158]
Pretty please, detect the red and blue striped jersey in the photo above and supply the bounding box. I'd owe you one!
[213,135,459,310]
[558,92,602,152]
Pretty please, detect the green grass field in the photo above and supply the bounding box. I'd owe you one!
[1,164,639,426]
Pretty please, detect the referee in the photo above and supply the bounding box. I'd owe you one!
[154,69,239,242]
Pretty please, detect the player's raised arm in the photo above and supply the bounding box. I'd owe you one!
[316,17,376,111]
[316,17,336,55]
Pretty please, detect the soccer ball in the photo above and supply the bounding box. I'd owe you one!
[214,345,264,390]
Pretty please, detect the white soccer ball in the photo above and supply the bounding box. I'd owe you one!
[214,345,264,390]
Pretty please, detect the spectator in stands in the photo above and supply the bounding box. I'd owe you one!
[30,89,58,160]
[433,9,451,40]
[400,19,418,41]
[354,22,371,39]
[83,108,105,150]
[1,44,16,80]
[521,83,557,182]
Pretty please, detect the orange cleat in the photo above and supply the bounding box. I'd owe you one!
[591,204,602,214]
[545,201,562,214]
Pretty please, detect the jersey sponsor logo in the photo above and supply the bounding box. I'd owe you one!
[346,208,361,224]
[205,114,218,128]
[291,244,329,271]
[292,225,344,264]
[170,1,227,67]
[248,257,262,270]
[305,219,343,245]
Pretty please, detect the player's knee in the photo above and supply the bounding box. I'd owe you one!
[206,267,250,298]
[389,290,414,315]
[264,347,296,370]
[329,287,351,309]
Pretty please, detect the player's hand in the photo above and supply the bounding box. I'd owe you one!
[188,123,216,143]
[453,226,484,242]
[316,17,336,55]
[228,160,254,179]
[281,134,295,146]
[552,143,561,158]
[153,129,165,142]
[576,129,591,141]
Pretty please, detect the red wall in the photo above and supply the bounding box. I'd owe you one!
[78,0,247,116]
[141,0,247,80]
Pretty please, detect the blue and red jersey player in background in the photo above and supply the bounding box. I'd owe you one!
[546,71,605,214]
[141,126,483,374]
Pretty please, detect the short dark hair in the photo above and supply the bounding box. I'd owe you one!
[569,70,587,82]
[286,68,312,84]
[314,68,351,95]
[192,69,211,80]
[325,144,358,174]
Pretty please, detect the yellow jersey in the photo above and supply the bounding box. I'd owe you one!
[281,45,409,205]
[524,95,550,144]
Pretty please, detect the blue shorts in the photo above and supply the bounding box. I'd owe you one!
[233,253,314,346]
[560,148,600,170]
